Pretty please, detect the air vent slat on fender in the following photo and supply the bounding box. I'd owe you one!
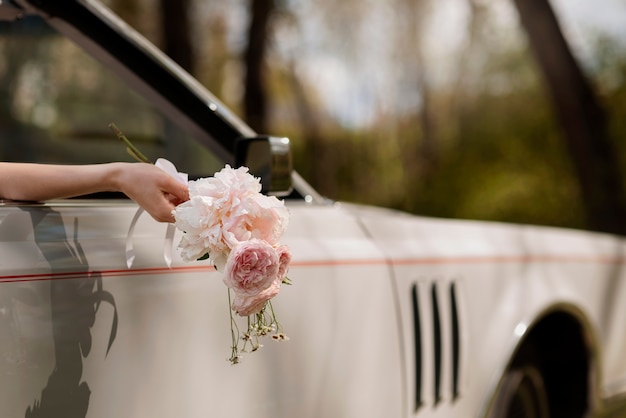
[431,283,442,405]
[450,282,460,401]
[411,283,423,411]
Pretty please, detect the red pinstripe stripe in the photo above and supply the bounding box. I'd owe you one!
[387,255,626,265]
[0,265,216,283]
[0,254,622,283]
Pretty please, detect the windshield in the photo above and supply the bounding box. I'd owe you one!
[0,15,222,178]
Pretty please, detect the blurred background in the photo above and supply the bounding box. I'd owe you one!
[103,0,626,235]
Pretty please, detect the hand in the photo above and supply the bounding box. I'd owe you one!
[112,163,189,222]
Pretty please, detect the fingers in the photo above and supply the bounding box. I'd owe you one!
[160,172,189,204]
[153,176,188,223]
[147,197,177,223]
[173,180,190,203]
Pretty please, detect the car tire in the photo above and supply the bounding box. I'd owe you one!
[490,365,550,418]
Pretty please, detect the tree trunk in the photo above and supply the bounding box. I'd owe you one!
[160,0,195,74]
[286,61,330,193]
[512,0,626,235]
[244,0,274,134]
[397,0,437,183]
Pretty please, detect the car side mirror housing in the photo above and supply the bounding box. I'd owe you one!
[235,136,293,196]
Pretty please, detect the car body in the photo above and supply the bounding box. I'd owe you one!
[1,1,626,417]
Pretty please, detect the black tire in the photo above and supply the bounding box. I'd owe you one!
[490,366,550,418]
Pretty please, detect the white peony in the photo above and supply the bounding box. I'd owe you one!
[173,165,289,267]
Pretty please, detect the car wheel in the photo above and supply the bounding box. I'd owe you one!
[490,366,550,418]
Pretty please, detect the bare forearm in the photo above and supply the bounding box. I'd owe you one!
[0,162,121,201]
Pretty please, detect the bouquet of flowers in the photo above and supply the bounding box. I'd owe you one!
[173,165,292,364]
[111,123,291,364]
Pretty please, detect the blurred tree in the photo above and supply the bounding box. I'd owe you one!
[391,0,437,191]
[512,0,626,235]
[410,0,437,181]
[159,0,195,74]
[285,61,331,193]
[244,0,274,133]
[450,0,490,139]
[196,13,229,101]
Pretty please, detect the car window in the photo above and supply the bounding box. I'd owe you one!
[0,15,221,178]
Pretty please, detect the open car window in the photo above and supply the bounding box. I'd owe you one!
[0,15,222,178]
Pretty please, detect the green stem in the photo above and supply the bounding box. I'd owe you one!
[108,122,152,164]
[227,288,240,362]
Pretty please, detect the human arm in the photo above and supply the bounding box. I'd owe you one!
[0,162,189,222]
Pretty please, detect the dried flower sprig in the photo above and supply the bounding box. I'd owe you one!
[228,291,289,364]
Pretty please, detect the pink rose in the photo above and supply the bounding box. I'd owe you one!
[232,278,281,316]
[223,239,279,296]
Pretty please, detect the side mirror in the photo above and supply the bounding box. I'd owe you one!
[234,136,293,196]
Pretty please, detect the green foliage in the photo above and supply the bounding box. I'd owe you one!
[286,44,616,232]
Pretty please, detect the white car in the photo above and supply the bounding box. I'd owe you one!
[0,1,625,417]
